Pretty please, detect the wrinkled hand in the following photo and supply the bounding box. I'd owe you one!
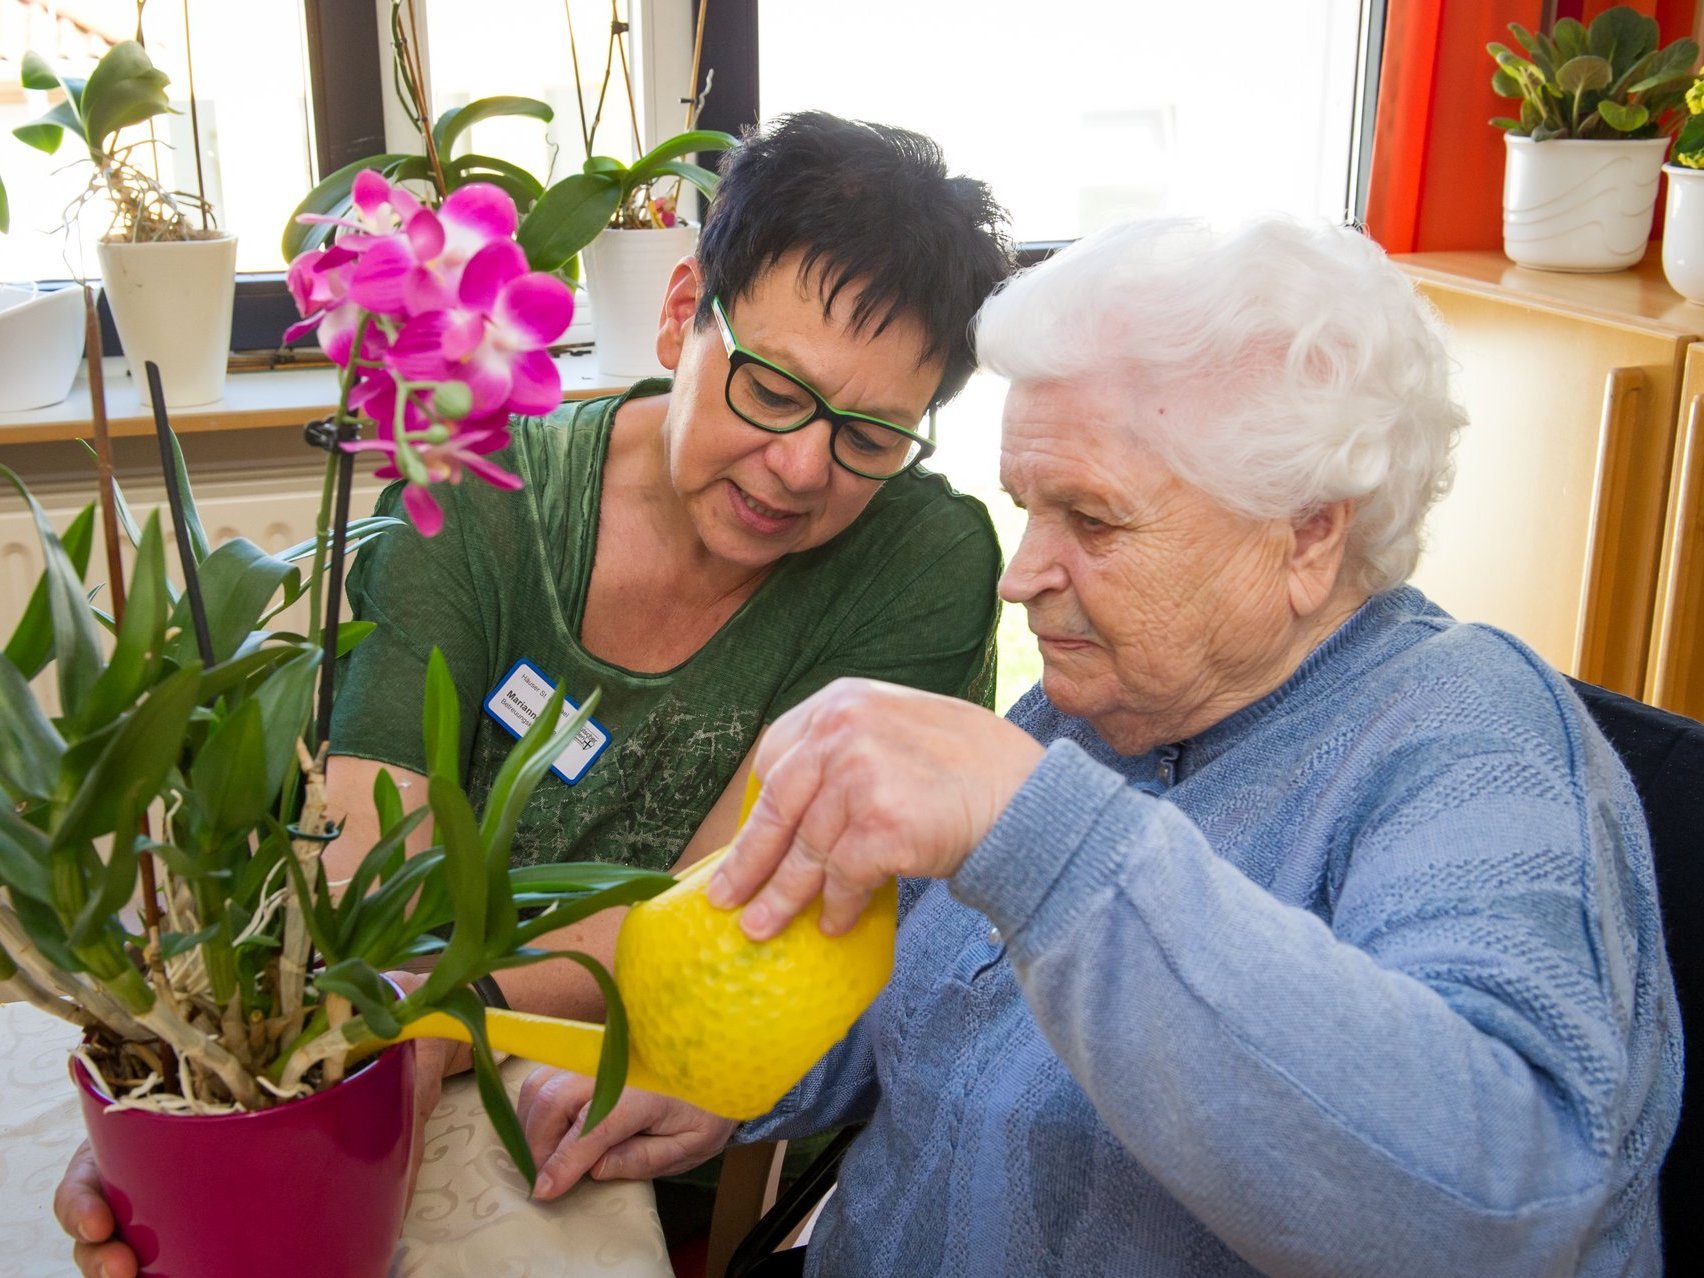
[706,679,1044,939]
[517,1066,737,1199]
[55,1141,134,1278]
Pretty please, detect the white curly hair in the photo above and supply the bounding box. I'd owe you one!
[973,217,1465,593]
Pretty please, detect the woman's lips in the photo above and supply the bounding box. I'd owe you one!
[726,480,803,534]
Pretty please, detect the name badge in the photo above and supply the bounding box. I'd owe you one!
[484,659,611,786]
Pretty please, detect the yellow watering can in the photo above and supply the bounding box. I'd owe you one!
[376,776,897,1120]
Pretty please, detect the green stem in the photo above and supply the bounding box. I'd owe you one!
[306,315,375,647]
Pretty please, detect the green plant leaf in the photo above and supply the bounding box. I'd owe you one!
[373,767,404,837]
[444,154,546,209]
[80,41,174,156]
[1490,116,1524,131]
[1626,40,1699,93]
[422,647,462,788]
[0,175,9,235]
[480,684,598,861]
[512,873,675,946]
[248,648,319,798]
[1597,99,1650,133]
[195,645,301,703]
[0,800,54,902]
[417,776,485,1001]
[1587,6,1658,79]
[1556,54,1612,96]
[1555,17,1588,62]
[5,504,94,680]
[161,430,211,563]
[0,649,64,803]
[68,784,146,946]
[52,663,202,849]
[0,466,103,720]
[643,159,721,199]
[281,153,415,260]
[1675,113,1704,165]
[19,50,62,92]
[275,515,404,564]
[74,511,168,734]
[190,699,273,839]
[554,950,628,1134]
[333,806,429,953]
[165,538,301,665]
[516,172,622,272]
[432,96,552,160]
[345,849,448,965]
[12,102,80,155]
[431,988,538,1182]
[315,958,402,1038]
[12,890,79,970]
[159,922,219,958]
[625,130,737,188]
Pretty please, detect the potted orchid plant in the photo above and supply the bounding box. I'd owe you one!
[0,171,672,1278]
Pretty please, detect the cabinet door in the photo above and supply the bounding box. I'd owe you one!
[1648,343,1704,720]
[1408,285,1683,697]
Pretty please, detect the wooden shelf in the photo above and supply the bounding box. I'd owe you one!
[1395,248,1704,337]
[0,354,631,446]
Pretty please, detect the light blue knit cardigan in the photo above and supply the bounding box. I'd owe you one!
[740,587,1682,1277]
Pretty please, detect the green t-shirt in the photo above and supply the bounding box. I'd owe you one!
[332,382,1001,871]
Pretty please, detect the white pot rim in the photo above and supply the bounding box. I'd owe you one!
[1663,161,1704,175]
[97,231,237,249]
[1503,133,1672,150]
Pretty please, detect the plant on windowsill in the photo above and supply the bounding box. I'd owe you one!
[12,38,236,407]
[0,169,671,1278]
[282,0,735,381]
[1485,5,1699,272]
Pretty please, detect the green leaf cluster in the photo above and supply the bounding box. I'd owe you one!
[1487,6,1698,140]
[10,40,206,241]
[0,443,669,1187]
[281,100,734,276]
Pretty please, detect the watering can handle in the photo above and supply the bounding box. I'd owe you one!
[373,1007,672,1093]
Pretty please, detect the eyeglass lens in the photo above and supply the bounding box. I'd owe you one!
[727,362,923,477]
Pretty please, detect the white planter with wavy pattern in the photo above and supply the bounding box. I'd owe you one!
[1502,136,1670,273]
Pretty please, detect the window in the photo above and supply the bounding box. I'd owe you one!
[1,0,382,349]
[758,0,1384,708]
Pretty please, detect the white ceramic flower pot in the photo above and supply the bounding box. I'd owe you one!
[0,284,88,411]
[1662,164,1704,305]
[582,225,698,380]
[1502,136,1671,272]
[96,234,237,407]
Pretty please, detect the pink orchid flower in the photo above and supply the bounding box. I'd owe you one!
[286,169,574,536]
[386,239,574,418]
[345,421,520,537]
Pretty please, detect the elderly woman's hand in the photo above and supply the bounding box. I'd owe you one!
[517,1067,737,1198]
[707,679,1045,940]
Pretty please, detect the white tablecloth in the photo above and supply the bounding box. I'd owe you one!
[0,1001,673,1277]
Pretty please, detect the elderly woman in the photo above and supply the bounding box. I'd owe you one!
[516,217,1682,1276]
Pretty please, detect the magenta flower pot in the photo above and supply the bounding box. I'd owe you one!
[72,1040,416,1278]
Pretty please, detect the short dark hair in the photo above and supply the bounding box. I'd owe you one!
[695,112,1014,409]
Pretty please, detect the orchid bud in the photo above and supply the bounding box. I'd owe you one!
[430,380,473,422]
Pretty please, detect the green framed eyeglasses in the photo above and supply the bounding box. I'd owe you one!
[711,295,937,481]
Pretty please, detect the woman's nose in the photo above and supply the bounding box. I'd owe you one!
[764,419,836,491]
[998,519,1062,603]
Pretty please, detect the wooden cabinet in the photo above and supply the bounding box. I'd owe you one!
[1396,250,1704,721]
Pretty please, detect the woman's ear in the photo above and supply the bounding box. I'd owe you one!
[655,256,704,372]
[1287,498,1355,617]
